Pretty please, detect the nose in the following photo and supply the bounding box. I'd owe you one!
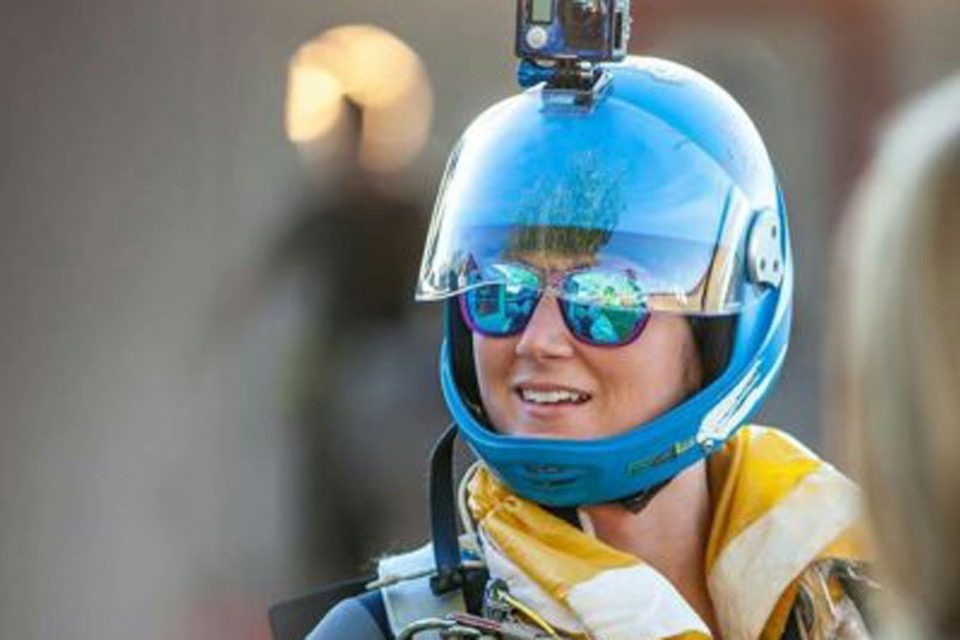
[515,294,576,359]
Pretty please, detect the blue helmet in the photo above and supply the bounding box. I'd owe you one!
[416,56,791,507]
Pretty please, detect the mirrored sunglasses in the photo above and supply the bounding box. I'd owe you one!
[459,262,651,346]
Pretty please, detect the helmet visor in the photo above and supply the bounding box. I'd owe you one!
[416,90,762,315]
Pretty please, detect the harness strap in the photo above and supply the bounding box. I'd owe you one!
[429,423,464,595]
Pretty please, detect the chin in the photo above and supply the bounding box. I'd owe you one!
[507,419,597,441]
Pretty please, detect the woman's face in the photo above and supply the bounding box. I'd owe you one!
[472,282,703,440]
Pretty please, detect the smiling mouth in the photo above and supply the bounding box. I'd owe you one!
[516,387,591,406]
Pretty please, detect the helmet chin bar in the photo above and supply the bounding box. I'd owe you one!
[466,407,675,513]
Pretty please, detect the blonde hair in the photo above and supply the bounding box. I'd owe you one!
[832,72,960,635]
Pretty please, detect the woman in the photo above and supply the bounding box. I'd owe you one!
[833,73,960,639]
[306,57,873,640]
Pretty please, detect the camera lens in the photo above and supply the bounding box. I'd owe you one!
[561,0,604,46]
[571,0,600,16]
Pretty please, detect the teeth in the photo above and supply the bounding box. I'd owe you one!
[520,389,588,404]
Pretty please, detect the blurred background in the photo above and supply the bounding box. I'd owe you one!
[1,1,958,638]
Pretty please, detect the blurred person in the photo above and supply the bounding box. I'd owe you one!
[285,52,877,640]
[832,72,960,639]
[266,95,437,581]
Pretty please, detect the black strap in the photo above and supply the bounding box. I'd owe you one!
[429,423,464,595]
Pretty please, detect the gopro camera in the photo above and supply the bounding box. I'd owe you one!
[516,0,631,64]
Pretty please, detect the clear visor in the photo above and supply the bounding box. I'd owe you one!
[416,89,760,315]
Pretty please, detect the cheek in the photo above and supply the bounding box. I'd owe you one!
[472,336,514,403]
[472,336,525,434]
[597,318,700,424]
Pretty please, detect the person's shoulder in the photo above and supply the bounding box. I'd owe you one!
[306,592,390,640]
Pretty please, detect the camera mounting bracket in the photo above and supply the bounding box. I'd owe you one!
[517,59,613,106]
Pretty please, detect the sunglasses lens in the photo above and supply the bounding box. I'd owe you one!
[560,271,650,345]
[461,264,541,336]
